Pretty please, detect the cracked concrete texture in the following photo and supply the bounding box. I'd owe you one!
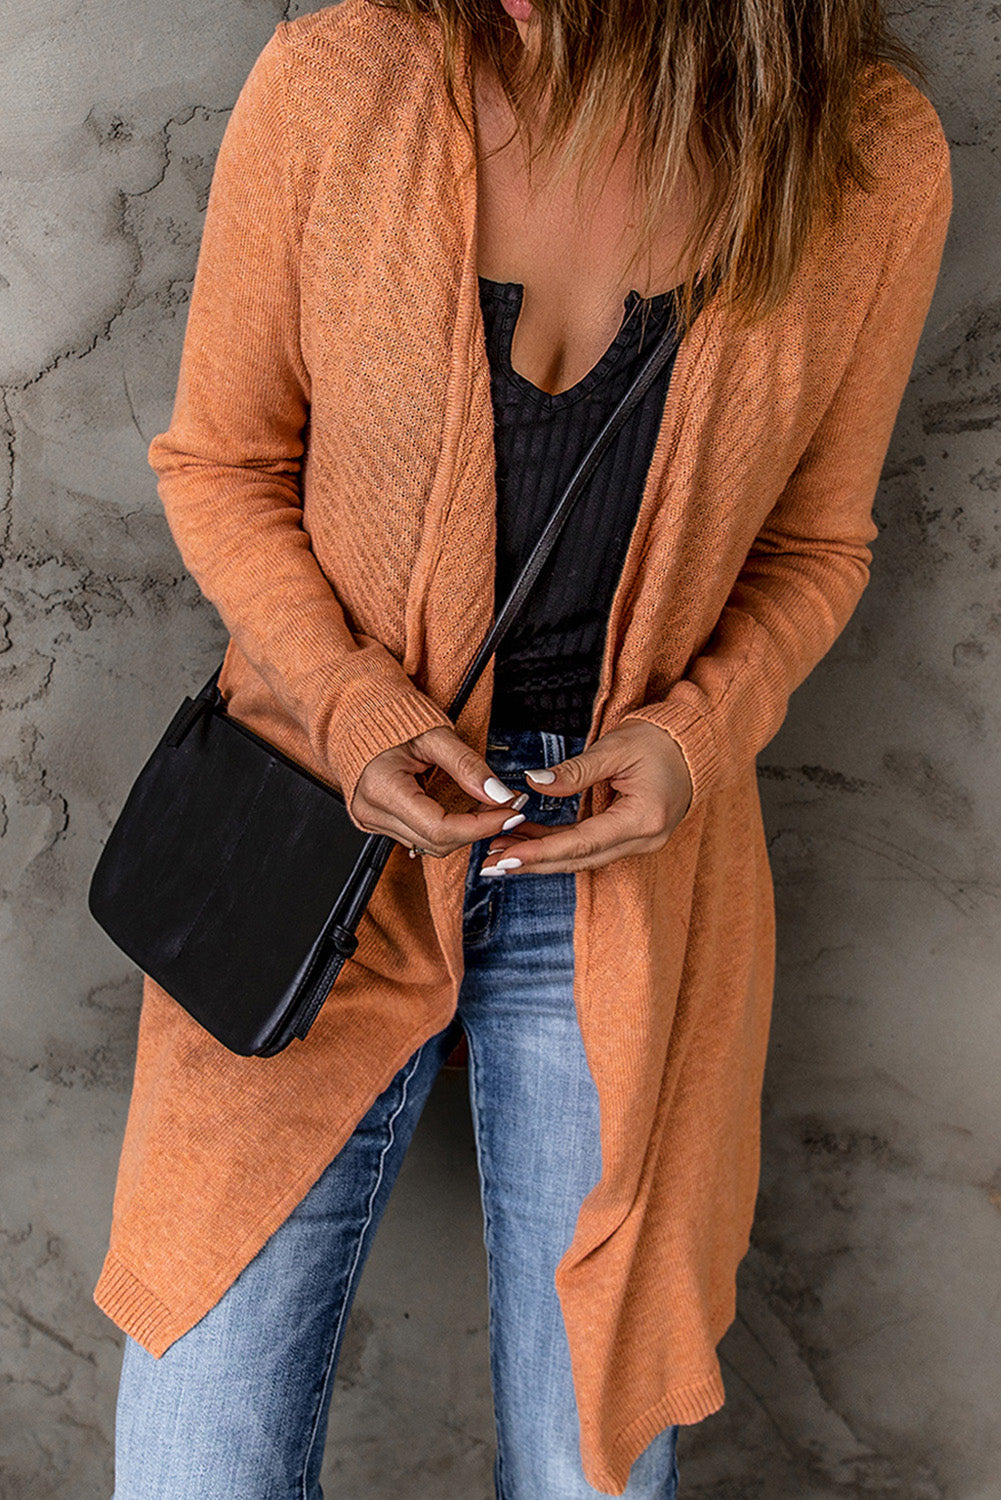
[0,0,998,1495]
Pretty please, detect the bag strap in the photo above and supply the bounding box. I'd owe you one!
[445,305,686,720]
[195,278,705,718]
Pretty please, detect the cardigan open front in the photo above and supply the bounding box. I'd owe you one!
[93,3,951,1490]
[479,274,682,734]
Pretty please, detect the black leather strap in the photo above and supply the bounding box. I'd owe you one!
[446,308,685,720]
[196,272,711,729]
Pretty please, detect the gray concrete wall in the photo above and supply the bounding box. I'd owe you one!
[0,1,997,1494]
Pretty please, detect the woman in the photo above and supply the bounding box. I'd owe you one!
[98,0,951,1494]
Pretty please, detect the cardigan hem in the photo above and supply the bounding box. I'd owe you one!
[94,1242,729,1496]
[94,1249,726,1497]
[591,1369,727,1495]
[94,1014,458,1358]
[93,1252,177,1356]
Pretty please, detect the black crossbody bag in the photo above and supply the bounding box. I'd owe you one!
[87,317,682,1058]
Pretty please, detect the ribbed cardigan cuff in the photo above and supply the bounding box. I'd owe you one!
[327,676,453,821]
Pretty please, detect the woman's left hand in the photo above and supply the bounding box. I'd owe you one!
[479,719,694,876]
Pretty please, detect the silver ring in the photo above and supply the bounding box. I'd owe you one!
[408,845,428,859]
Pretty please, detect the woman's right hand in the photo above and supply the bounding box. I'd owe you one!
[349,726,529,857]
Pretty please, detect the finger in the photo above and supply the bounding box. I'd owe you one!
[348,792,443,851]
[482,820,553,858]
[355,726,529,851]
[412,726,522,807]
[523,736,629,798]
[417,797,528,850]
[479,805,655,875]
[358,779,526,856]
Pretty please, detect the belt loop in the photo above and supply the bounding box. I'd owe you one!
[535,730,564,811]
[540,730,562,768]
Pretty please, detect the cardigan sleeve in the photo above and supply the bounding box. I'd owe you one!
[622,150,952,819]
[146,26,452,811]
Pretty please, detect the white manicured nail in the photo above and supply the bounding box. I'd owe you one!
[496,857,522,870]
[480,864,505,877]
[483,776,516,803]
[511,792,529,811]
[501,813,526,831]
[525,768,555,784]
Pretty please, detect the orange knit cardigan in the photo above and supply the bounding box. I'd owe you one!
[93,2,951,1490]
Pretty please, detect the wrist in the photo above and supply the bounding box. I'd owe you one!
[331,679,452,820]
[617,716,694,817]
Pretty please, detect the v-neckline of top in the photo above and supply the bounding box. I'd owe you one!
[477,277,680,410]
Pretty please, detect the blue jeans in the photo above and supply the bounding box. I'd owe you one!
[113,728,680,1499]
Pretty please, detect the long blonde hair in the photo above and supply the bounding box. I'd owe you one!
[374,0,928,334]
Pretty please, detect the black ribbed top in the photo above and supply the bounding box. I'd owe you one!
[479,276,682,735]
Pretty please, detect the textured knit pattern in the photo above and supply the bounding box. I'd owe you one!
[92,2,952,1491]
[480,276,680,734]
